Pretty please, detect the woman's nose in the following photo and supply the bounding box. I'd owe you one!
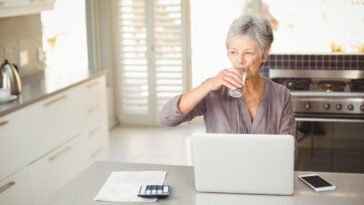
[238,54,246,64]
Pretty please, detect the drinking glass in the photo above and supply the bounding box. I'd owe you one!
[228,72,246,98]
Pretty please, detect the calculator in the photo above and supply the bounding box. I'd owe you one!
[137,185,170,198]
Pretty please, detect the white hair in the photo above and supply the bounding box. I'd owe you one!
[226,15,273,59]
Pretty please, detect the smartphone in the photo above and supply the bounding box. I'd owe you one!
[298,174,336,192]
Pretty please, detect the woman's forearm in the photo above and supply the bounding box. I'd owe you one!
[178,80,213,114]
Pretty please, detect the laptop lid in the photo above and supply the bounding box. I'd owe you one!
[191,133,294,195]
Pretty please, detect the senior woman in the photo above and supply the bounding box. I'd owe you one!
[159,15,296,139]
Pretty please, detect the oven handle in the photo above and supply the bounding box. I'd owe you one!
[295,117,364,123]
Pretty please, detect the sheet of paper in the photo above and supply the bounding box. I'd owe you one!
[94,171,167,202]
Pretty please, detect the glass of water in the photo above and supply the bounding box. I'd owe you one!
[228,72,246,98]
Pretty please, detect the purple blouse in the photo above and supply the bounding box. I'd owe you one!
[160,77,296,137]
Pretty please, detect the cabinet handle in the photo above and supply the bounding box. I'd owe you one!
[0,181,15,194]
[49,146,72,161]
[90,148,103,158]
[88,104,100,113]
[86,81,100,89]
[89,126,102,136]
[44,95,67,107]
[0,121,8,127]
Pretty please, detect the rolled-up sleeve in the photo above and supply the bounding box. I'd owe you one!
[159,94,206,127]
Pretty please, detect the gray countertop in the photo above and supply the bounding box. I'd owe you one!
[0,68,107,117]
[49,161,364,205]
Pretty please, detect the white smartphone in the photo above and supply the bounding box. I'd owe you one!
[298,174,336,192]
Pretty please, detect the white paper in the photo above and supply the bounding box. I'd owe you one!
[94,171,167,203]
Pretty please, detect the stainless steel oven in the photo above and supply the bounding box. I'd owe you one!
[270,69,364,122]
[270,69,364,173]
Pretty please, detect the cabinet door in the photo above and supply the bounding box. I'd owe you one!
[84,125,110,167]
[0,0,30,8]
[0,0,55,18]
[0,103,44,181]
[0,166,33,205]
[32,91,79,158]
[81,76,110,165]
[31,134,85,205]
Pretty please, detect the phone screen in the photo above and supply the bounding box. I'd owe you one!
[301,175,332,188]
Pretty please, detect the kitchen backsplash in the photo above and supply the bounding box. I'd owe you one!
[0,14,45,77]
[261,54,364,77]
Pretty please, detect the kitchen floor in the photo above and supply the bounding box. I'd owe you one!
[109,122,364,173]
[109,123,204,166]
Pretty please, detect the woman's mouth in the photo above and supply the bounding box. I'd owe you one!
[236,67,248,72]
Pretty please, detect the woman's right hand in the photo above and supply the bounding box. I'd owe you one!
[206,67,243,92]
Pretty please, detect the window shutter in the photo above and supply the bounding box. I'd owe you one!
[154,0,186,111]
[118,0,149,115]
[116,0,189,124]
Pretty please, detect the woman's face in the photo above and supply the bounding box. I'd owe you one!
[227,37,269,79]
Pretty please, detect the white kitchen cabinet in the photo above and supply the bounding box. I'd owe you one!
[0,103,44,181]
[33,91,81,158]
[0,74,109,205]
[0,0,55,18]
[0,166,33,205]
[31,133,85,205]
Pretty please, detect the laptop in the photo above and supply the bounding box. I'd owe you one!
[191,133,294,195]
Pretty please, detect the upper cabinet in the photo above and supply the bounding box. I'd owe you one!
[0,0,55,18]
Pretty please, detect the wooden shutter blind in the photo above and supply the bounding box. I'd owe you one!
[117,0,188,124]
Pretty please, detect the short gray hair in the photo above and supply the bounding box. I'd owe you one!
[226,15,273,59]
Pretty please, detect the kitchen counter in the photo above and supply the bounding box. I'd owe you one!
[0,67,107,117]
[49,161,364,205]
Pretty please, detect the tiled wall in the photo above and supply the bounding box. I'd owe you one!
[260,54,364,77]
[0,14,45,76]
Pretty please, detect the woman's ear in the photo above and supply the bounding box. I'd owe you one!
[262,46,271,63]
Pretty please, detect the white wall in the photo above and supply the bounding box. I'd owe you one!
[190,1,243,87]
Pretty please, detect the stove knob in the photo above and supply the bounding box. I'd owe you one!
[336,104,342,110]
[360,105,364,111]
[324,103,330,110]
[304,102,311,110]
[348,104,354,111]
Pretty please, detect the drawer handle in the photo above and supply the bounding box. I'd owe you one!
[90,148,103,158]
[49,146,72,161]
[0,181,15,194]
[86,81,100,89]
[89,126,102,136]
[88,104,100,113]
[0,121,9,127]
[44,95,67,107]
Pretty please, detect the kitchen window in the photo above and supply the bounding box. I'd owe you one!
[115,0,190,125]
[41,0,89,87]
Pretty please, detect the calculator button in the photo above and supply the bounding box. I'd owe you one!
[152,189,157,194]
[157,189,163,194]
[163,186,169,192]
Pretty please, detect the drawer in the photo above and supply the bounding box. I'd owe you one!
[0,103,44,180]
[0,166,33,205]
[82,77,106,101]
[83,125,110,167]
[31,134,85,205]
[33,91,81,157]
[84,136,109,167]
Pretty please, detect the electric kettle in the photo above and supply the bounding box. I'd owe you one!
[0,59,22,95]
